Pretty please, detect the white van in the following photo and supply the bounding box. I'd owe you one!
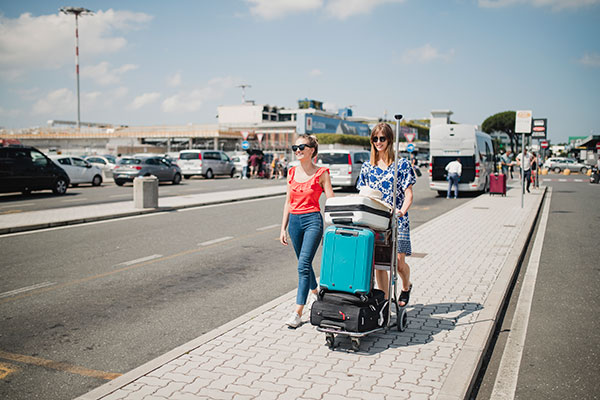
[316,149,370,189]
[178,150,235,179]
[429,124,495,195]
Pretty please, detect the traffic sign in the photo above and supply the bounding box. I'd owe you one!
[241,140,250,150]
[541,140,549,149]
[515,110,533,134]
[406,143,415,153]
[596,142,600,150]
[404,133,415,143]
[241,131,249,140]
[531,118,547,139]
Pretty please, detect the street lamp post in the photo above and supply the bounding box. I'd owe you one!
[60,6,93,130]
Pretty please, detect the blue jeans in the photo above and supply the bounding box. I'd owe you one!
[447,173,459,198]
[288,212,323,305]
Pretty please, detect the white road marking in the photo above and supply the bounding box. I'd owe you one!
[256,224,280,231]
[0,203,35,209]
[490,188,552,399]
[0,282,57,298]
[558,179,567,182]
[199,236,233,246]
[116,254,163,267]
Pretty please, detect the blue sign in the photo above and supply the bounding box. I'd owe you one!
[297,113,370,136]
[406,143,415,153]
[241,140,250,150]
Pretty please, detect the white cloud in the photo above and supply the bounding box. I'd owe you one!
[82,62,138,85]
[167,72,182,87]
[478,0,600,10]
[112,86,129,98]
[162,76,236,113]
[0,9,152,79]
[579,52,600,67]
[245,0,323,19]
[400,44,455,64]
[131,92,161,110]
[325,0,405,20]
[309,68,323,77]
[32,88,76,115]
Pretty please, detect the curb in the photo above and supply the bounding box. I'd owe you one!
[0,190,287,235]
[437,186,547,399]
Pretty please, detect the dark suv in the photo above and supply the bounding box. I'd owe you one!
[0,146,70,195]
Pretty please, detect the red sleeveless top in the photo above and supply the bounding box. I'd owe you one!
[288,166,328,214]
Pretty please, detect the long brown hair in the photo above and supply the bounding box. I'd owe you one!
[370,122,394,165]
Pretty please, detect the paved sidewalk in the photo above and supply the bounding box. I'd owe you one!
[0,185,287,234]
[71,183,546,400]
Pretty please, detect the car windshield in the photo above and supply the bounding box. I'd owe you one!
[317,153,349,164]
[120,158,142,165]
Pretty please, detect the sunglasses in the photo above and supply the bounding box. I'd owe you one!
[371,136,387,143]
[292,144,314,152]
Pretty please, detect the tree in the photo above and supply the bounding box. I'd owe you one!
[482,111,516,153]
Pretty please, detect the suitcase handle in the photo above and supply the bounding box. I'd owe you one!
[334,227,359,236]
[332,218,354,226]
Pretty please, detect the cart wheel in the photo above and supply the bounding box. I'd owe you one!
[326,333,335,349]
[351,338,361,352]
[396,305,408,332]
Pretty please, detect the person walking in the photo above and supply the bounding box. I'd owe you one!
[516,148,533,193]
[501,150,512,177]
[280,134,334,328]
[356,122,416,307]
[445,158,462,199]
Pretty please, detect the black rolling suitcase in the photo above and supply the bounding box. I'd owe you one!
[310,289,388,333]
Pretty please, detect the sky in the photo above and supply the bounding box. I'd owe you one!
[0,0,599,144]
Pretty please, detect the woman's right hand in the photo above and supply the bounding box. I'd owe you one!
[280,229,288,246]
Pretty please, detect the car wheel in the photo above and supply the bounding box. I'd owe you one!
[554,167,561,173]
[53,178,68,195]
[205,169,214,179]
[172,173,181,185]
[115,179,125,186]
[92,175,102,186]
[581,167,588,174]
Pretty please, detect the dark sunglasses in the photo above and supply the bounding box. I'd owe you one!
[371,136,387,143]
[292,144,313,152]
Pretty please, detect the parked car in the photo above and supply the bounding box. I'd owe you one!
[178,150,236,179]
[85,155,116,178]
[0,146,70,195]
[315,149,370,189]
[112,155,182,186]
[543,157,589,174]
[50,155,103,187]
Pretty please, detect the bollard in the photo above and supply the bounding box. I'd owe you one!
[563,169,571,176]
[133,175,158,208]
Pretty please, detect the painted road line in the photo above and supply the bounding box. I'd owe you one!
[0,362,19,379]
[490,188,552,399]
[199,236,234,246]
[256,224,280,231]
[117,254,163,267]
[0,202,35,209]
[0,350,121,380]
[0,282,57,299]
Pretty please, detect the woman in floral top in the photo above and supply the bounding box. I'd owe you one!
[356,122,416,306]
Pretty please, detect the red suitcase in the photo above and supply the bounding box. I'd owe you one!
[489,173,507,196]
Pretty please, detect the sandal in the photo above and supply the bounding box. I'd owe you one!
[398,284,413,307]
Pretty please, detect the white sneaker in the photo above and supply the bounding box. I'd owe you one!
[286,312,302,328]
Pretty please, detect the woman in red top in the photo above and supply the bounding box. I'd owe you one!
[280,134,334,328]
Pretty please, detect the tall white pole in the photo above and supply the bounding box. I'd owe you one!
[75,13,81,130]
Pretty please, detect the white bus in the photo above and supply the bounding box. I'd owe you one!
[428,123,495,196]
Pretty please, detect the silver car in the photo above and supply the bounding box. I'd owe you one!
[178,150,236,179]
[316,150,370,189]
[543,157,589,174]
[113,155,182,186]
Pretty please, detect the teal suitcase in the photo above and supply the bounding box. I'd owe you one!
[319,225,374,294]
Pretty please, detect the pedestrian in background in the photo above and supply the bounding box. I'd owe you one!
[356,122,416,306]
[516,149,533,193]
[501,150,512,177]
[280,134,334,328]
[445,158,462,199]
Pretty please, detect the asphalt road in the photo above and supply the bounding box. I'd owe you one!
[0,175,469,400]
[473,178,600,399]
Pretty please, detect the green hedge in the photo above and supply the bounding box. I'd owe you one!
[314,133,371,147]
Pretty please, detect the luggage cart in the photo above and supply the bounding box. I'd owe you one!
[316,114,409,351]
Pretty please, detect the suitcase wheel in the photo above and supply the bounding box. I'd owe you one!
[326,333,335,349]
[351,337,361,352]
[396,303,408,332]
